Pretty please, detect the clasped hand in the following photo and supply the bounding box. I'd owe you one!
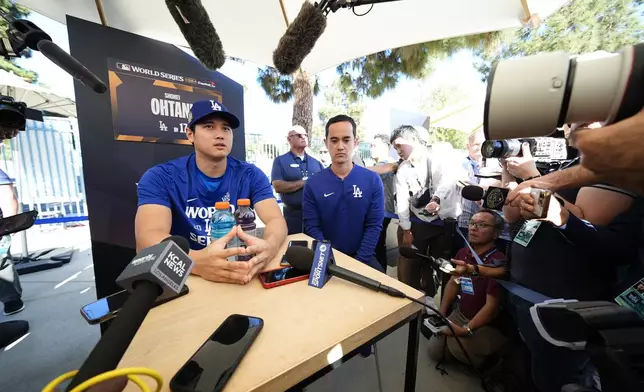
[196,226,277,285]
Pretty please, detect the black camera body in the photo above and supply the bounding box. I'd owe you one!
[482,137,568,163]
[0,96,43,131]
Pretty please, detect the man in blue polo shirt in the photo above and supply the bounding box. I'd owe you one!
[271,125,323,234]
[302,115,384,271]
[136,99,287,285]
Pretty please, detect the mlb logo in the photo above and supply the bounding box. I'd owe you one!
[117,62,131,71]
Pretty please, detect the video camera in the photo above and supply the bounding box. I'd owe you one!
[0,96,43,131]
[482,137,568,162]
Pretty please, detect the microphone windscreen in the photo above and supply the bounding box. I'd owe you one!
[285,246,315,271]
[163,235,190,253]
[399,247,420,259]
[461,185,486,201]
[166,0,226,71]
[273,2,326,75]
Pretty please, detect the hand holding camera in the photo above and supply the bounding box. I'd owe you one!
[508,187,569,226]
[504,143,541,180]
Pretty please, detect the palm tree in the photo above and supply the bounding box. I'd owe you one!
[257,32,500,135]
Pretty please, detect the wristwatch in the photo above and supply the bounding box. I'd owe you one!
[472,264,480,277]
[464,324,474,336]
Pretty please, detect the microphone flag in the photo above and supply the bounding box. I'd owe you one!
[308,240,334,289]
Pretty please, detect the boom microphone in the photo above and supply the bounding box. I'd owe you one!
[273,2,327,75]
[285,245,404,297]
[166,0,226,71]
[66,236,193,391]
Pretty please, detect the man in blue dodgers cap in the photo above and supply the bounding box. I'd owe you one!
[135,99,287,285]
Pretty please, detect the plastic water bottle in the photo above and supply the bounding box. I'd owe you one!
[210,202,235,260]
[234,199,256,261]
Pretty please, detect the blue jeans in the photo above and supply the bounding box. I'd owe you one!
[506,293,595,392]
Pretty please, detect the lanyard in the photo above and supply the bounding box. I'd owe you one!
[456,227,553,304]
[290,152,309,180]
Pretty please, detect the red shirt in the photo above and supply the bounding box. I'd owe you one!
[455,247,506,320]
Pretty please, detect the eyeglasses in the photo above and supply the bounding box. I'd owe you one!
[469,221,494,229]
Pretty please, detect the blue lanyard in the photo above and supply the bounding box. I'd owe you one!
[290,152,309,179]
[456,227,553,304]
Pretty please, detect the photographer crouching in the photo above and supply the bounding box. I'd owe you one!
[499,144,644,392]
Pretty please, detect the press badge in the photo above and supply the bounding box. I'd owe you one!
[514,220,542,247]
[290,163,299,167]
[460,277,474,295]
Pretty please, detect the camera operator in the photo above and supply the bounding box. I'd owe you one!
[500,147,644,392]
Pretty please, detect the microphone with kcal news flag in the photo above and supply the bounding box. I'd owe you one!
[63,236,194,391]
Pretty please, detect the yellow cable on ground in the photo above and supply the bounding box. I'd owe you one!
[42,367,163,392]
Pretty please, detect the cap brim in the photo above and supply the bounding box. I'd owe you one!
[189,112,241,130]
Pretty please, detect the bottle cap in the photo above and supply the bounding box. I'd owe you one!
[237,199,251,207]
[215,201,230,210]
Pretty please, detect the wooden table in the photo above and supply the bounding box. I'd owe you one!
[119,234,424,391]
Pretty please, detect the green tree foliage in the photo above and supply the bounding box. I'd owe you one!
[431,128,468,150]
[338,32,501,101]
[418,84,468,115]
[0,1,37,82]
[475,0,644,81]
[318,80,365,139]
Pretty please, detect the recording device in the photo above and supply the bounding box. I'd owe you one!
[0,96,44,131]
[481,137,568,162]
[258,266,309,289]
[398,247,456,274]
[485,43,644,140]
[530,301,644,392]
[66,236,194,391]
[0,13,106,94]
[170,314,263,392]
[0,210,37,236]
[166,0,226,71]
[285,244,404,297]
[461,185,509,211]
[273,0,402,75]
[80,284,190,325]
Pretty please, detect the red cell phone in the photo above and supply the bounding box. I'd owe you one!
[258,266,309,289]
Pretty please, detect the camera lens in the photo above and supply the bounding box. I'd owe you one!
[481,140,504,158]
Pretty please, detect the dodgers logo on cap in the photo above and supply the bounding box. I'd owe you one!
[188,99,241,130]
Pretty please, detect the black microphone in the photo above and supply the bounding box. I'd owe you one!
[166,0,226,71]
[285,246,405,298]
[398,247,456,274]
[66,236,193,391]
[273,2,327,75]
[8,19,107,94]
[461,184,509,211]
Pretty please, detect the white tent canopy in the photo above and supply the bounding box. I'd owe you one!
[429,99,484,134]
[0,70,76,118]
[17,0,567,75]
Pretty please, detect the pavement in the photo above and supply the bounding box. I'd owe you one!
[0,225,481,392]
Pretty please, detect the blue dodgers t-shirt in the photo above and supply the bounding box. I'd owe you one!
[137,154,275,250]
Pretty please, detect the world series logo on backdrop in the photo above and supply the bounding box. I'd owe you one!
[107,58,224,145]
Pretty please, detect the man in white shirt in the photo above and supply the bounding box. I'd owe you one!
[392,125,465,295]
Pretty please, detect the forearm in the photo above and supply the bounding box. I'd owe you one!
[262,217,288,252]
[440,278,460,315]
[356,225,382,262]
[273,180,305,194]
[136,230,172,252]
[478,265,508,280]
[5,197,17,217]
[467,302,498,330]
[502,170,522,223]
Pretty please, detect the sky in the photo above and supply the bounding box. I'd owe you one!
[14,11,486,138]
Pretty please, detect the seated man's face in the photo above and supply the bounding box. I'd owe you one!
[326,121,358,165]
[468,212,498,245]
[187,116,233,160]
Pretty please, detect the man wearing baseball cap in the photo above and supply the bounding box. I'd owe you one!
[135,99,287,285]
[271,125,324,234]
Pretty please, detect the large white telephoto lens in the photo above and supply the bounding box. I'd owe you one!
[484,43,644,140]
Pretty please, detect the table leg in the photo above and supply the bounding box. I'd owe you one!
[404,312,421,392]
